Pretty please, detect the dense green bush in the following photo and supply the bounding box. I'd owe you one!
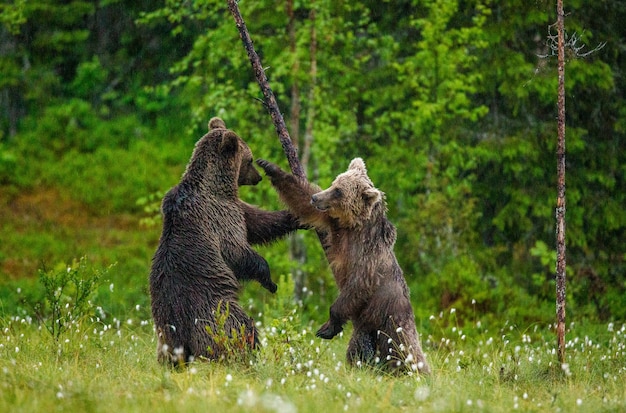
[0,144,17,185]
[1,0,625,328]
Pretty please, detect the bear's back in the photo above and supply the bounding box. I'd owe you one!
[160,182,246,250]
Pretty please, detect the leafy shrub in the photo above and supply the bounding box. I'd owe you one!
[19,99,148,155]
[137,190,164,228]
[46,140,187,214]
[27,257,109,341]
[205,301,255,363]
[0,144,17,185]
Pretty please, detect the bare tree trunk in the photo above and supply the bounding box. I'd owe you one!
[285,0,307,302]
[286,0,300,151]
[227,0,330,286]
[0,29,22,139]
[555,0,567,365]
[302,5,317,174]
[291,4,319,302]
[227,0,306,180]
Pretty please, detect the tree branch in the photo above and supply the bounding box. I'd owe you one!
[227,0,330,259]
[555,0,567,366]
[226,0,306,181]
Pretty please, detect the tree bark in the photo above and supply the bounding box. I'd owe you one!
[302,5,317,174]
[286,0,301,152]
[290,4,319,302]
[286,0,306,302]
[226,0,306,180]
[227,0,330,287]
[555,0,567,366]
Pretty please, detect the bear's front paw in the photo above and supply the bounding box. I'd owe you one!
[256,159,282,177]
[316,320,342,339]
[262,280,278,294]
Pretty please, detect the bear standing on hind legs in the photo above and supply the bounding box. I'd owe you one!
[257,157,430,374]
[150,117,300,366]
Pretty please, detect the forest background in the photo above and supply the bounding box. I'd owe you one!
[0,0,624,332]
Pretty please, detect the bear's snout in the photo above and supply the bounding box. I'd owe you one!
[311,194,329,211]
[311,194,321,207]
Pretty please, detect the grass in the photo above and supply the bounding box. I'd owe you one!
[1,184,624,412]
[1,300,624,413]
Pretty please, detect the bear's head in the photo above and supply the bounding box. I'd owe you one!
[208,117,262,187]
[311,158,383,227]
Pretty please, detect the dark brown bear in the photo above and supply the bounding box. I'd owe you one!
[150,117,300,366]
[257,157,430,374]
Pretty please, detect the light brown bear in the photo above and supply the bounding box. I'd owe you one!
[257,157,430,374]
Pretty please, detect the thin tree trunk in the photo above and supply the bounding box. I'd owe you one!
[555,0,567,365]
[291,4,319,302]
[227,0,305,180]
[227,0,330,275]
[286,0,307,302]
[301,5,317,174]
[287,0,300,151]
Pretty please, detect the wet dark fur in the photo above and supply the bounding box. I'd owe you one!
[149,118,299,366]
[257,158,430,374]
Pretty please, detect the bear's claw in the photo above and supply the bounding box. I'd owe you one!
[316,320,342,339]
[256,159,281,177]
[265,281,278,294]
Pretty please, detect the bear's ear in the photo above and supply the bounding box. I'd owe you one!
[362,187,381,205]
[208,117,227,131]
[219,131,239,154]
[348,157,367,174]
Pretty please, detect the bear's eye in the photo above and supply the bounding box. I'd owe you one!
[333,188,342,197]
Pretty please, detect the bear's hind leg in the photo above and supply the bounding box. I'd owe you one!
[377,315,430,375]
[346,329,376,367]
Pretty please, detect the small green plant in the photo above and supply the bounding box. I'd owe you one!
[32,257,108,341]
[0,144,17,185]
[136,190,164,228]
[205,301,255,362]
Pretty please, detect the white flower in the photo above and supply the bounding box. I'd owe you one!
[414,386,430,401]
[561,363,572,376]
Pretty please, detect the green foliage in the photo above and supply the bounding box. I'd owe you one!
[205,301,254,363]
[28,257,108,341]
[1,0,626,330]
[22,138,187,214]
[20,100,147,155]
[70,57,108,102]
[0,144,17,185]
[0,0,26,35]
[136,191,165,228]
